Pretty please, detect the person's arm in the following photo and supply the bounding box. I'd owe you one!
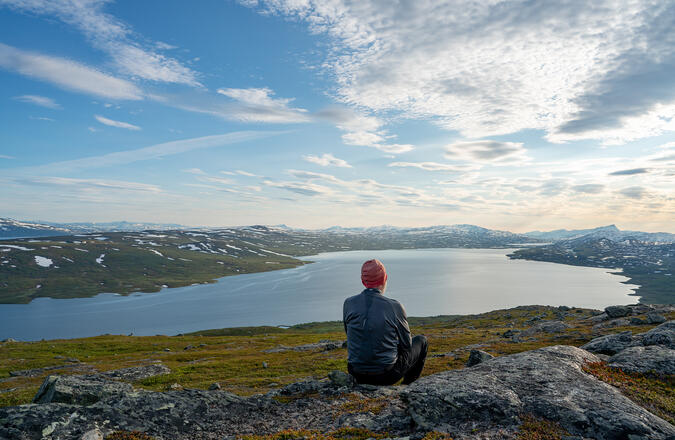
[394,302,412,369]
[343,299,349,335]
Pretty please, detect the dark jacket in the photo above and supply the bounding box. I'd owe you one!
[343,288,412,373]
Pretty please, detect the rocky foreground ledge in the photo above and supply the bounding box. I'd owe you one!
[1,318,675,440]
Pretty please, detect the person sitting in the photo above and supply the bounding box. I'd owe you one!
[343,259,428,385]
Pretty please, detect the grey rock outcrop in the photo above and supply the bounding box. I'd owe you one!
[642,321,675,349]
[521,320,571,336]
[608,346,675,375]
[32,374,137,405]
[581,331,641,355]
[466,349,494,367]
[263,340,346,353]
[605,305,632,318]
[100,363,170,382]
[404,346,674,439]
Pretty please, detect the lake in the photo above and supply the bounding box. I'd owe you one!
[0,248,638,340]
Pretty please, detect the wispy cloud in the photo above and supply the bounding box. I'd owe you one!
[303,153,352,168]
[315,106,413,153]
[444,140,529,165]
[618,186,649,200]
[1,0,200,86]
[0,43,142,100]
[10,131,282,173]
[609,168,651,176]
[16,176,161,193]
[0,155,14,159]
[388,162,475,172]
[216,87,310,123]
[182,168,207,175]
[94,114,141,131]
[13,94,61,109]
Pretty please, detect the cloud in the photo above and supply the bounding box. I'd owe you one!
[0,155,14,159]
[94,115,141,130]
[29,116,54,121]
[245,1,675,144]
[303,153,352,168]
[618,186,649,199]
[235,170,259,177]
[216,87,309,123]
[388,162,475,172]
[571,184,605,194]
[263,180,332,196]
[609,168,650,176]
[0,43,142,100]
[10,131,281,173]
[1,0,200,86]
[444,140,529,165]
[17,176,161,193]
[13,94,61,109]
[315,106,413,153]
[182,168,206,175]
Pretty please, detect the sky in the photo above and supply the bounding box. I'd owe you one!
[0,0,674,233]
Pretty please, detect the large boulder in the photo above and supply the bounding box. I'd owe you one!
[581,331,642,355]
[466,349,494,367]
[608,346,675,375]
[403,346,675,439]
[521,320,571,337]
[32,374,137,405]
[605,305,632,318]
[642,321,675,349]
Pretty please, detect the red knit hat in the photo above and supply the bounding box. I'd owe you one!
[361,259,387,288]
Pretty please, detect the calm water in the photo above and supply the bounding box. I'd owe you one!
[0,248,638,340]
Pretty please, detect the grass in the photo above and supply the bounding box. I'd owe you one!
[516,414,569,440]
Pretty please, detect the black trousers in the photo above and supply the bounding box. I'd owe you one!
[348,335,428,386]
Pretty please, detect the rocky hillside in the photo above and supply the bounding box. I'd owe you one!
[1,304,674,439]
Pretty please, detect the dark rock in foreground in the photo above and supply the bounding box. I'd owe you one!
[1,345,674,440]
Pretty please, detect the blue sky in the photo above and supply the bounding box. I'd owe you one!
[1,0,674,232]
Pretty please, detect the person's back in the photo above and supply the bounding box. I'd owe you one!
[343,259,428,385]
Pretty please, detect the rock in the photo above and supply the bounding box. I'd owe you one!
[593,318,631,330]
[647,313,667,325]
[522,320,571,336]
[608,346,675,375]
[502,329,521,339]
[641,321,675,349]
[581,331,642,355]
[605,305,632,318]
[167,383,183,390]
[80,428,103,440]
[262,361,269,368]
[558,306,571,312]
[208,382,221,390]
[466,349,494,367]
[101,364,171,382]
[10,363,95,377]
[2,338,17,343]
[163,347,171,352]
[328,370,355,388]
[198,343,207,347]
[589,313,609,324]
[66,357,80,363]
[33,375,136,405]
[263,340,346,353]
[630,317,647,325]
[403,346,675,439]
[184,345,194,350]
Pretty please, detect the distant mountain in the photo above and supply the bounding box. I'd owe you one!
[0,218,188,239]
[0,218,71,239]
[525,225,675,243]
